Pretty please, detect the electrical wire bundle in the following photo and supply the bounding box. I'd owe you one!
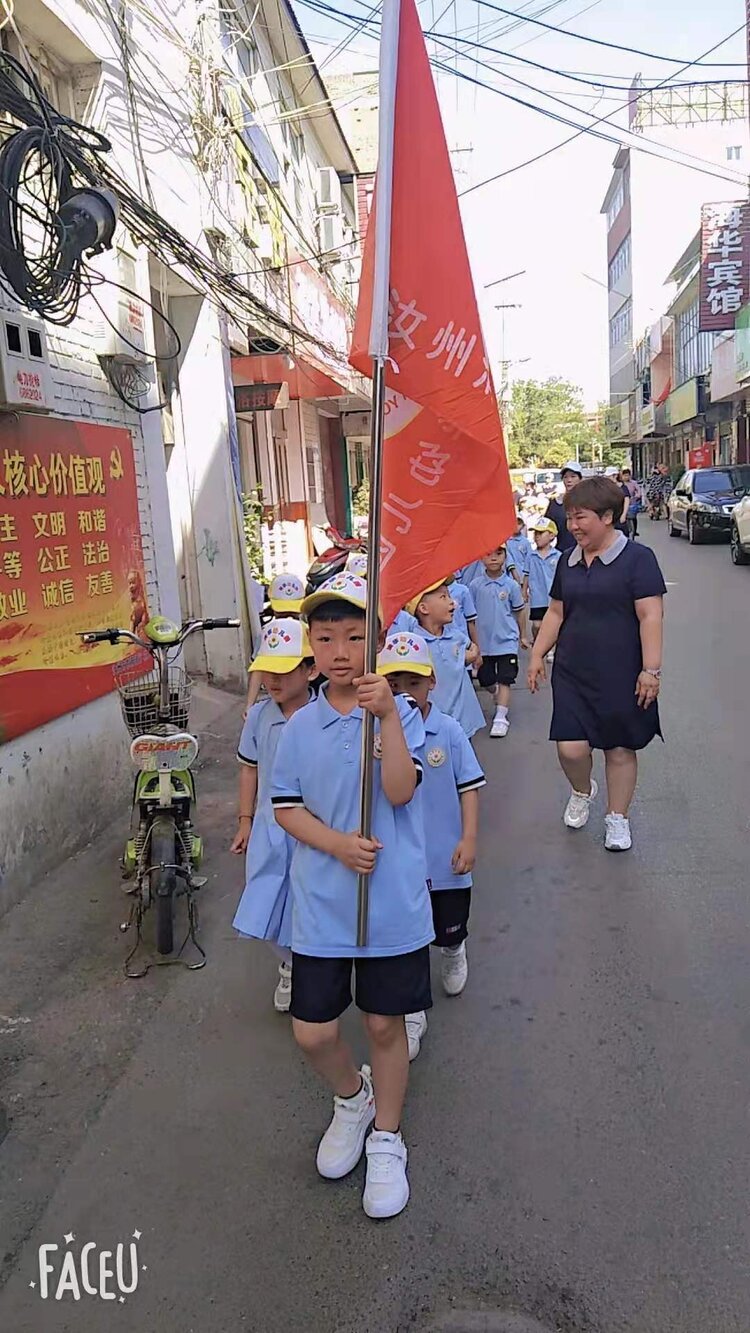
[0,51,113,324]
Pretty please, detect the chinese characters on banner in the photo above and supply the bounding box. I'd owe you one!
[350,0,514,626]
[699,201,750,332]
[0,417,148,743]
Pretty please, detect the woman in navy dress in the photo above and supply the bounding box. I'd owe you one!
[528,476,665,853]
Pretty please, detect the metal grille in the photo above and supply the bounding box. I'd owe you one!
[117,668,191,738]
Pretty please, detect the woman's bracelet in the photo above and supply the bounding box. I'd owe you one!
[239,814,253,822]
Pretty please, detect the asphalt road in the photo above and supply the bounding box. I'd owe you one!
[2,522,750,1333]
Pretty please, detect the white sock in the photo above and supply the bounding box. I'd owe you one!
[442,943,464,956]
[494,704,508,720]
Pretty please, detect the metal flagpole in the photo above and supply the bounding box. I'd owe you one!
[357,0,400,948]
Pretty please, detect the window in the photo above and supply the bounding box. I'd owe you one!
[609,299,632,349]
[305,443,323,504]
[675,299,714,383]
[608,234,631,291]
[606,177,625,230]
[727,146,742,161]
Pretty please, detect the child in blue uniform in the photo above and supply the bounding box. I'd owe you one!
[448,576,481,664]
[506,515,533,596]
[378,632,485,1061]
[231,618,316,1011]
[271,571,432,1221]
[407,580,484,739]
[245,572,306,716]
[528,517,561,655]
[470,548,527,738]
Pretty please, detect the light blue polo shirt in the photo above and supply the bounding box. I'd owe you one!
[528,548,561,610]
[419,705,485,891]
[388,608,419,636]
[417,624,485,738]
[449,580,476,641]
[506,533,534,578]
[233,696,299,946]
[469,571,525,655]
[270,689,433,959]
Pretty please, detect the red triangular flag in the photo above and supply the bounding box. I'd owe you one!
[350,0,515,628]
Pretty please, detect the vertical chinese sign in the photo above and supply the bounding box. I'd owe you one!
[0,417,148,743]
[699,201,750,332]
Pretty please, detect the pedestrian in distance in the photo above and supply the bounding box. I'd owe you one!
[378,632,486,1061]
[469,546,528,738]
[527,517,561,658]
[407,580,485,739]
[245,572,306,716]
[545,461,582,553]
[271,571,433,1221]
[506,513,533,597]
[620,468,642,539]
[230,618,318,1011]
[527,475,666,853]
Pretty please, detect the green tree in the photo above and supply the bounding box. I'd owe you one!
[507,379,617,469]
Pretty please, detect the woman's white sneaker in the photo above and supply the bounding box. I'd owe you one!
[605,813,632,851]
[363,1130,409,1219]
[273,960,293,1012]
[563,777,598,829]
[316,1065,375,1179]
[405,1011,427,1061]
[441,942,468,996]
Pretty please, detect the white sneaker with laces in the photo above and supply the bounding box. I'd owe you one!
[316,1065,375,1179]
[405,1011,427,1061]
[490,713,510,738]
[363,1130,409,1219]
[273,961,292,1012]
[563,777,598,829]
[605,812,632,852]
[441,942,468,996]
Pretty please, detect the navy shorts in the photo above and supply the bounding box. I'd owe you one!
[478,654,519,687]
[529,606,547,622]
[290,947,433,1023]
[429,887,471,947]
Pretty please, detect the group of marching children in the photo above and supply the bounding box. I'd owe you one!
[228,517,559,1223]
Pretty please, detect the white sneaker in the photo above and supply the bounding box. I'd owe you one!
[545,650,555,664]
[273,960,292,1012]
[441,942,468,996]
[316,1065,376,1179]
[563,777,598,829]
[490,713,510,738]
[363,1130,409,1219]
[405,1011,427,1061]
[605,812,632,852]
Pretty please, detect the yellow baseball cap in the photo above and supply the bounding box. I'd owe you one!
[301,570,369,618]
[377,631,434,678]
[405,578,451,616]
[268,572,305,614]
[344,551,369,578]
[249,617,312,673]
[530,516,557,535]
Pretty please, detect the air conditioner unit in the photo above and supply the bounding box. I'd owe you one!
[0,312,53,412]
[318,212,344,256]
[318,166,342,214]
[256,223,276,264]
[89,248,148,364]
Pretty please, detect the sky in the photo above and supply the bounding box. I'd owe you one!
[292,0,746,407]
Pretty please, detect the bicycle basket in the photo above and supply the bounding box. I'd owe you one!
[118,667,192,738]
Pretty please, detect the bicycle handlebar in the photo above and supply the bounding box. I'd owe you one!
[79,618,240,646]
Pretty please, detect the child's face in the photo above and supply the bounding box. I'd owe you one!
[483,548,506,575]
[417,585,454,627]
[261,663,314,706]
[387,671,433,712]
[534,530,554,551]
[309,615,366,686]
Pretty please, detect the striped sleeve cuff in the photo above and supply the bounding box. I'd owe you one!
[237,750,258,768]
[457,775,486,793]
[414,759,423,788]
[271,793,304,808]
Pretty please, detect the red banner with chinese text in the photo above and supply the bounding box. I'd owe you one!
[350,0,514,626]
[0,417,148,742]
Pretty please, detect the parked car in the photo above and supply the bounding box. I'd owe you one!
[730,491,750,564]
[667,465,750,544]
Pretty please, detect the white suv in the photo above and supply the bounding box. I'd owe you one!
[730,492,750,565]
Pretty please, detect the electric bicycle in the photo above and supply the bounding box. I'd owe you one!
[79,614,239,977]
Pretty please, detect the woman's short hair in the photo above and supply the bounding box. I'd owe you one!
[563,475,624,522]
